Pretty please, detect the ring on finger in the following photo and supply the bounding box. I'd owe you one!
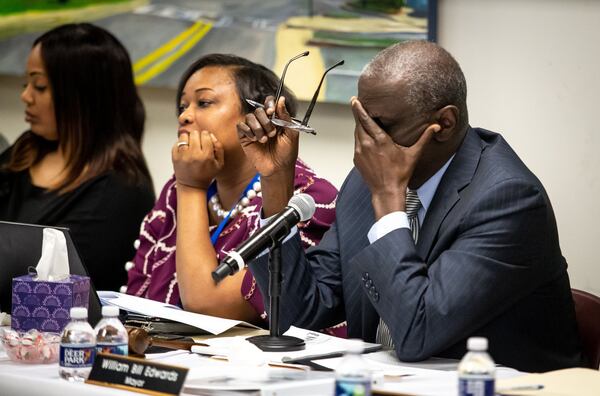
[177,141,189,148]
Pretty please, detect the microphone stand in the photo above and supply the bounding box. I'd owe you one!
[247,238,305,352]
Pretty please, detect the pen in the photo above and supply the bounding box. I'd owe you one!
[208,355,309,371]
[383,373,414,381]
[245,99,269,110]
[496,384,544,393]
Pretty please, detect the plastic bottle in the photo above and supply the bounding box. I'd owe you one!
[458,337,495,396]
[95,305,128,356]
[59,307,96,381]
[335,339,372,396]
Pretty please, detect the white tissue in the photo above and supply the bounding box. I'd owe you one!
[35,228,70,281]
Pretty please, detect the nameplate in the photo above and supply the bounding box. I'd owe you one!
[86,353,188,396]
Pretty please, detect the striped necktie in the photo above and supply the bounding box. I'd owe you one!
[375,189,421,348]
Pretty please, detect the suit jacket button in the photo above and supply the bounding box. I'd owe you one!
[373,292,380,302]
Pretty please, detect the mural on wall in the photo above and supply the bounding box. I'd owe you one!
[0,0,437,103]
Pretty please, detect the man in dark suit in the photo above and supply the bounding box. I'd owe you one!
[237,41,583,372]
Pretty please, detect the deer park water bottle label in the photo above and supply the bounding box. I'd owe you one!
[335,377,371,396]
[96,343,128,356]
[60,344,96,368]
[459,376,494,396]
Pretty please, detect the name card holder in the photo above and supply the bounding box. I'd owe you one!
[86,353,188,396]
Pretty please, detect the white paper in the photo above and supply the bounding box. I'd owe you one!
[316,352,458,396]
[35,228,69,281]
[272,326,379,362]
[183,365,334,396]
[191,326,380,364]
[97,291,259,335]
[315,350,523,396]
[191,336,266,365]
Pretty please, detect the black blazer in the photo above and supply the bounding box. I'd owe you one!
[249,127,583,372]
[0,146,155,292]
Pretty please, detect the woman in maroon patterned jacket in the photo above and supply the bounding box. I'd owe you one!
[126,55,344,336]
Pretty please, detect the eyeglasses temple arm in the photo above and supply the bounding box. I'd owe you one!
[273,51,310,111]
[301,60,345,126]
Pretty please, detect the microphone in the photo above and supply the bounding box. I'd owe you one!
[212,193,315,283]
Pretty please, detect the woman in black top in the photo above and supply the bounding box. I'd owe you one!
[0,23,155,291]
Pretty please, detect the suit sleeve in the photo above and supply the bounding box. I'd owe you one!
[353,177,562,361]
[247,173,353,331]
[249,218,347,331]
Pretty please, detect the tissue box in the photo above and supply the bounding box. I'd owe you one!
[11,275,90,332]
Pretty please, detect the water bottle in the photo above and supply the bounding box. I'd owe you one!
[95,305,128,356]
[335,339,372,396]
[59,307,96,381]
[458,337,495,396]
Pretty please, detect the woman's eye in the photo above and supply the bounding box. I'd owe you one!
[178,104,187,114]
[197,100,211,108]
[21,82,46,92]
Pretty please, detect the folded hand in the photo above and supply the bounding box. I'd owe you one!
[172,130,224,190]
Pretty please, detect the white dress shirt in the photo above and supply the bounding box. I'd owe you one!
[367,155,455,244]
[260,156,454,246]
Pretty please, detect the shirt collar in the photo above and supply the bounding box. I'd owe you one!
[416,154,455,213]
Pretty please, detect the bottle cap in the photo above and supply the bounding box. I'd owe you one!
[467,337,488,351]
[101,305,120,317]
[346,338,365,354]
[70,307,88,319]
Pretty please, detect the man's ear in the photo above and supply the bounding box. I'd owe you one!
[432,105,459,142]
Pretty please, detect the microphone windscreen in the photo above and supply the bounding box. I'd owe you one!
[288,193,316,222]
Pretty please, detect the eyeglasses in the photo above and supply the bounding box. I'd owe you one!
[246,52,344,135]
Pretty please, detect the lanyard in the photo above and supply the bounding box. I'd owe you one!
[207,173,260,246]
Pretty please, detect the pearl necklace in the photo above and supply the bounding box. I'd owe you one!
[209,180,261,219]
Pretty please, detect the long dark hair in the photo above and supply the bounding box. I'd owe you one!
[5,23,151,192]
[176,54,298,117]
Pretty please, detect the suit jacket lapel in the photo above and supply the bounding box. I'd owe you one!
[417,128,484,260]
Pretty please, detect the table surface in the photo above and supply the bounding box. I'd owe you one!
[0,326,522,396]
